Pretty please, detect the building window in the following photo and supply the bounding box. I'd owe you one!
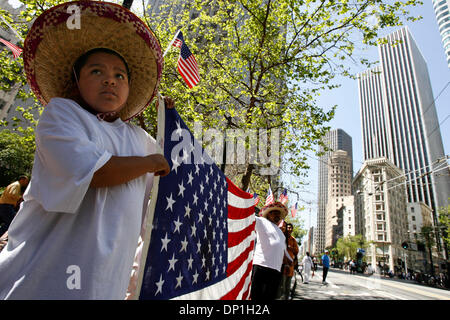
[412,216,416,221]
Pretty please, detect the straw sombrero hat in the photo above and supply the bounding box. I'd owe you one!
[260,201,288,219]
[23,0,163,121]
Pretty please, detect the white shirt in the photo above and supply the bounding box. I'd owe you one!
[0,98,156,299]
[253,216,286,272]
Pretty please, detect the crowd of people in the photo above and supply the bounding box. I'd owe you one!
[251,200,333,300]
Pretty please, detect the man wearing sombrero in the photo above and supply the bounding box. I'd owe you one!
[0,1,171,299]
[250,201,291,300]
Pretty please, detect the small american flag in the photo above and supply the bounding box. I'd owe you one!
[137,107,255,300]
[0,37,22,59]
[171,31,199,89]
[265,186,274,206]
[278,188,288,205]
[253,193,260,206]
[290,203,298,218]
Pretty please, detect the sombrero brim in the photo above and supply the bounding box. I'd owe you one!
[23,1,163,121]
[260,201,288,219]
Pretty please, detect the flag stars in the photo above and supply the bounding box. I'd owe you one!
[161,233,170,252]
[171,156,181,174]
[155,274,164,296]
[168,253,178,272]
[201,256,206,268]
[192,270,199,284]
[175,120,183,137]
[187,254,194,270]
[173,217,183,233]
[193,192,198,205]
[175,271,183,289]
[190,223,197,237]
[198,212,204,224]
[187,171,194,185]
[180,236,188,252]
[178,181,186,197]
[166,193,175,212]
[184,203,191,218]
[181,148,189,163]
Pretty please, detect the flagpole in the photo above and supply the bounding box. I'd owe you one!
[132,93,166,299]
[0,15,23,41]
[163,29,181,57]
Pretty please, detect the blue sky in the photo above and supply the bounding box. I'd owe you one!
[289,1,450,230]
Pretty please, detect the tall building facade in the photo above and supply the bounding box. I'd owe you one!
[325,150,353,248]
[432,0,450,67]
[353,158,409,272]
[357,27,450,227]
[315,129,353,254]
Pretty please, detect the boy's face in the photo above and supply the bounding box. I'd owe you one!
[78,52,130,114]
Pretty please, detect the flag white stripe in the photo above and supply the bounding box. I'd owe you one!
[185,56,200,76]
[228,214,254,233]
[180,56,199,80]
[179,59,199,82]
[171,246,253,300]
[227,230,255,262]
[178,62,197,87]
[228,191,255,209]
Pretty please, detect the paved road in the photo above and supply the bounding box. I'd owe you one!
[291,267,450,300]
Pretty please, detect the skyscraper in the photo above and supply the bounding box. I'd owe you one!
[432,0,450,68]
[358,26,450,227]
[315,129,352,254]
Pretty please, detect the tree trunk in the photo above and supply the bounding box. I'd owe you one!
[241,163,254,191]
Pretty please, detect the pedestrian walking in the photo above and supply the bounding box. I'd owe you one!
[350,259,356,274]
[251,202,289,300]
[0,1,171,300]
[302,252,314,284]
[321,250,330,285]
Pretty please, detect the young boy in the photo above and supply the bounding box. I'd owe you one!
[0,1,170,299]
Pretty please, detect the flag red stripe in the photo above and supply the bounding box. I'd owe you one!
[242,277,252,300]
[226,240,254,276]
[179,58,199,83]
[178,61,199,88]
[228,220,255,248]
[220,258,253,300]
[226,177,253,199]
[177,65,195,88]
[227,205,255,220]
[185,56,199,73]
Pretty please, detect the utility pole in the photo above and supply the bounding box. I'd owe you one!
[122,0,134,9]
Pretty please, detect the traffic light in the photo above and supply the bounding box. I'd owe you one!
[401,241,408,249]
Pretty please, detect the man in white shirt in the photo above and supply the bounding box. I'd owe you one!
[250,201,288,300]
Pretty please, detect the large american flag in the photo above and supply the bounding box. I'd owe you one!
[171,31,200,89]
[137,107,255,300]
[0,37,22,59]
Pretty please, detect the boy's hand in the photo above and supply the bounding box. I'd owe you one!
[148,154,170,177]
[156,96,175,109]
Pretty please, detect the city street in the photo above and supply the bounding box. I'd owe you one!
[291,267,450,300]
